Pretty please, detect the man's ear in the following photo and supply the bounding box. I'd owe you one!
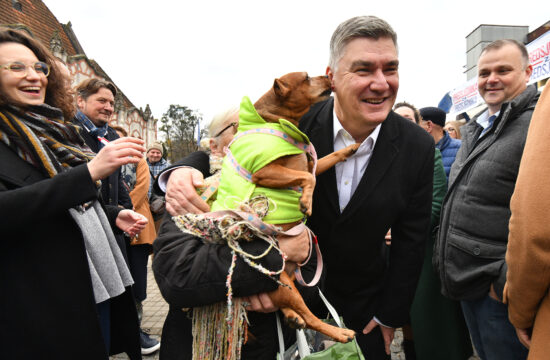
[273,78,290,99]
[326,66,335,90]
[76,95,84,110]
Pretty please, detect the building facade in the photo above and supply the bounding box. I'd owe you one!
[1,0,157,144]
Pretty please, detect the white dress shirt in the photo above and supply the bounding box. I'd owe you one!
[333,109,381,212]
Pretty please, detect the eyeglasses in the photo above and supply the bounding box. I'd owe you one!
[0,61,50,78]
[214,122,238,137]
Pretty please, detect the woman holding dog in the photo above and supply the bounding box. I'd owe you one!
[153,106,310,360]
[0,28,147,359]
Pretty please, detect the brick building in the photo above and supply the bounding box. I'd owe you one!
[1,0,157,143]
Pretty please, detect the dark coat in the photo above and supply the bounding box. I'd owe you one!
[153,151,289,359]
[409,149,472,359]
[0,141,141,360]
[299,97,434,331]
[435,84,539,301]
[77,123,133,262]
[77,124,133,209]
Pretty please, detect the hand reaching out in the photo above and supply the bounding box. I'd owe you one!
[116,209,148,238]
[88,137,146,181]
[165,167,210,215]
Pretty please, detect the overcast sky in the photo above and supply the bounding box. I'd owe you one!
[44,0,548,131]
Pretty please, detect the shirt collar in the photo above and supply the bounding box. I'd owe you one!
[332,108,381,148]
[476,109,500,130]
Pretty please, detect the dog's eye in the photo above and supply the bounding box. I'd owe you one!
[305,74,310,81]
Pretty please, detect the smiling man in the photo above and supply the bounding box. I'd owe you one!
[153,16,434,360]
[435,39,538,360]
[298,16,434,359]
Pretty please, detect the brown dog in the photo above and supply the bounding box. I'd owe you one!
[246,72,357,343]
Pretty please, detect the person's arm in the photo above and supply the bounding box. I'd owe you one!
[0,164,99,230]
[152,218,283,308]
[153,151,210,195]
[505,85,550,348]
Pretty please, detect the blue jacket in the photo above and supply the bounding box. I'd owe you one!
[436,131,461,179]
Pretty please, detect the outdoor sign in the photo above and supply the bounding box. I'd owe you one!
[448,30,550,115]
[528,30,550,83]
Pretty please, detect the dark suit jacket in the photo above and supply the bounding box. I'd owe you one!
[0,141,140,359]
[299,97,434,330]
[77,124,133,209]
[77,124,133,261]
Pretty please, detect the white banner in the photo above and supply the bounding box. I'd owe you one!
[449,77,482,114]
[448,30,550,115]
[527,30,550,83]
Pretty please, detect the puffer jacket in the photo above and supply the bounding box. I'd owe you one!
[434,84,539,301]
[436,131,461,179]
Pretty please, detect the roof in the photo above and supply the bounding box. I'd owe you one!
[0,0,81,56]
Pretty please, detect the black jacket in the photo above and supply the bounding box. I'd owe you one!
[153,151,288,359]
[299,97,434,329]
[0,141,141,359]
[77,124,133,209]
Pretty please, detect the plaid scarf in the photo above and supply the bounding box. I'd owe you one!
[74,110,110,148]
[0,104,95,178]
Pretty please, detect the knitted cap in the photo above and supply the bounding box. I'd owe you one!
[147,142,163,155]
[420,107,446,127]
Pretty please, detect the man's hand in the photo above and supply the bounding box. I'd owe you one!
[363,318,395,355]
[88,137,145,181]
[116,209,148,238]
[242,293,278,313]
[165,167,210,215]
[514,326,531,349]
[278,229,311,265]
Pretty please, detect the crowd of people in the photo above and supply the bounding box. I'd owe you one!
[1,13,549,360]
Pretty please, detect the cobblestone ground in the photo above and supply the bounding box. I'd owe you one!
[111,260,477,360]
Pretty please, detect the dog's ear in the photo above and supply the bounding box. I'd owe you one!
[273,78,290,99]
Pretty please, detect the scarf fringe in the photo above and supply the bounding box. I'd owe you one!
[191,299,248,360]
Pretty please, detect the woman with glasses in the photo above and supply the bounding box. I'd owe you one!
[0,28,147,359]
[444,120,464,140]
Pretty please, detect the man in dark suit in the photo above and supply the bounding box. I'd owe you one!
[74,78,160,355]
[156,16,433,359]
[74,78,132,210]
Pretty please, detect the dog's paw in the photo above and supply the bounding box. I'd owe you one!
[299,201,312,216]
[332,328,356,343]
[282,308,306,329]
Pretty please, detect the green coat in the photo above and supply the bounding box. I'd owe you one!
[410,149,473,360]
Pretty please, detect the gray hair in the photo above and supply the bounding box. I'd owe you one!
[329,16,398,70]
[209,106,239,137]
[480,39,530,69]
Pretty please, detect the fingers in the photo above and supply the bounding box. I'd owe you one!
[381,327,395,355]
[515,328,531,349]
[165,168,209,215]
[88,139,146,181]
[362,318,378,335]
[278,230,310,263]
[110,136,145,145]
[244,293,277,313]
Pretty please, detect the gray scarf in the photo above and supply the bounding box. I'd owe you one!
[69,202,133,303]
